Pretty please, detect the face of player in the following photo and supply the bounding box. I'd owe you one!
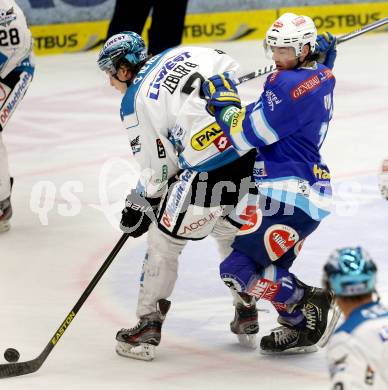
[108,66,132,94]
[270,45,309,70]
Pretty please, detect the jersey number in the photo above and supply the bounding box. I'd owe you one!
[318,93,333,148]
[182,72,205,99]
[0,29,21,46]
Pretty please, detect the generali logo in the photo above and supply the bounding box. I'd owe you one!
[291,75,321,100]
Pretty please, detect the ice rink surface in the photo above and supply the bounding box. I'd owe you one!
[1,34,388,389]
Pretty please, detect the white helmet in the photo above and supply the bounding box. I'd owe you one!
[265,13,317,57]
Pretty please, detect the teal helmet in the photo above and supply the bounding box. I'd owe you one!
[323,247,377,297]
[97,31,148,75]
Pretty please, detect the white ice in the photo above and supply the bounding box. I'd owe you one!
[0,34,388,390]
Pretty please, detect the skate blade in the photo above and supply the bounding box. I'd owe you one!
[260,345,318,355]
[0,220,10,233]
[237,334,258,349]
[318,304,342,348]
[115,342,155,361]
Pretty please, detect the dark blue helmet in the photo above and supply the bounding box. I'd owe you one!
[323,247,377,297]
[97,31,147,75]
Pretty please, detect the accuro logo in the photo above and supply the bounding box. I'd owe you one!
[291,75,321,100]
[191,123,223,150]
[178,209,222,236]
[264,224,299,261]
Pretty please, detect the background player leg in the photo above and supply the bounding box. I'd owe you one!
[0,133,12,232]
[107,0,153,39]
[211,216,258,348]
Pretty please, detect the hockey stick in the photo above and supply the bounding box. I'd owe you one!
[318,303,342,348]
[0,233,130,378]
[234,17,388,86]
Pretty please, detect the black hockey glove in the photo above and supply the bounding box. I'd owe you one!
[120,190,161,238]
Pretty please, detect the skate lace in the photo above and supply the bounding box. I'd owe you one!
[121,319,145,334]
[303,304,317,331]
[272,326,298,346]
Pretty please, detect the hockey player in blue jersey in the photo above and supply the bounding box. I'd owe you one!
[203,12,338,353]
[323,247,388,388]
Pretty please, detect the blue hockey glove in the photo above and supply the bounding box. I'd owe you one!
[202,73,241,116]
[316,32,337,70]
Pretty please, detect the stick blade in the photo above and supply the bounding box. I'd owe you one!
[0,356,44,378]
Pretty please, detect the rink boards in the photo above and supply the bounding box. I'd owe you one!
[29,2,388,55]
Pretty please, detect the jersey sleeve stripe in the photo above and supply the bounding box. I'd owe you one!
[250,108,279,145]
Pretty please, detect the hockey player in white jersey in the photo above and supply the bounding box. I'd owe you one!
[323,247,388,389]
[97,32,258,360]
[0,0,34,232]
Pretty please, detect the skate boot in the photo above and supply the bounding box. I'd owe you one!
[0,196,12,233]
[116,299,171,361]
[230,293,258,349]
[260,282,333,354]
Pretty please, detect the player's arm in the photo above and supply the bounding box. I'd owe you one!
[120,104,178,237]
[202,73,299,150]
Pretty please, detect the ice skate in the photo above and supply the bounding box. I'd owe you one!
[0,196,12,233]
[230,293,258,349]
[116,299,171,361]
[260,283,333,354]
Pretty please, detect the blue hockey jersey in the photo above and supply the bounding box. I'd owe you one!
[216,63,336,220]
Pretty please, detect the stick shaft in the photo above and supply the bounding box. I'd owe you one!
[0,233,130,378]
[234,17,388,86]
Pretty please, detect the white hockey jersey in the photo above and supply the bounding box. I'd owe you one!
[120,46,243,198]
[327,301,388,389]
[0,0,32,78]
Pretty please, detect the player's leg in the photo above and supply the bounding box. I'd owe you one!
[148,0,188,54]
[221,198,333,353]
[107,0,153,39]
[0,134,12,232]
[0,58,34,232]
[212,214,259,348]
[116,223,187,361]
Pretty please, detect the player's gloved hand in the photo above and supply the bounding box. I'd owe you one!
[202,72,241,116]
[315,32,337,69]
[120,190,161,237]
